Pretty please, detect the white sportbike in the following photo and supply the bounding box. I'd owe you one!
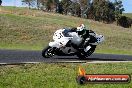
[42,29,104,58]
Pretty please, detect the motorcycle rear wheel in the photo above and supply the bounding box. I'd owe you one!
[87,45,96,56]
[42,46,54,58]
[77,45,96,59]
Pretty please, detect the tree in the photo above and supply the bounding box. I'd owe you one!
[22,0,36,9]
[117,16,132,28]
[46,0,58,11]
[73,2,81,17]
[57,2,63,14]
[114,0,125,20]
[0,0,2,6]
[107,1,115,23]
[61,0,72,14]
[35,0,57,12]
[67,1,81,17]
[36,0,47,10]
[91,0,115,23]
[78,0,89,17]
[36,0,41,10]
[87,3,94,19]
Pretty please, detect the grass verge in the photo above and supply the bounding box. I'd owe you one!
[0,63,132,88]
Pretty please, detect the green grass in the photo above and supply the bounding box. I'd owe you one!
[0,63,132,88]
[0,6,132,54]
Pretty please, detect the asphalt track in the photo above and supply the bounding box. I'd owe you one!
[0,49,132,64]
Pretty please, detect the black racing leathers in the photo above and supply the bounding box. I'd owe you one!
[64,28,94,53]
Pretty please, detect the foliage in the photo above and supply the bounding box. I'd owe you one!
[117,16,132,28]
[90,0,115,23]
[61,0,72,15]
[0,0,2,6]
[20,0,129,27]
[114,0,125,20]
[22,0,36,9]
[36,0,46,10]
[56,2,63,14]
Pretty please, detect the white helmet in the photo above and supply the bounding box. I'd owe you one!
[77,24,86,35]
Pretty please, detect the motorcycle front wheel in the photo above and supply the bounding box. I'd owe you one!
[42,46,55,58]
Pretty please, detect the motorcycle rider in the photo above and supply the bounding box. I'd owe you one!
[64,24,92,54]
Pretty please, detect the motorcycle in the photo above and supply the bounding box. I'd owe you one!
[42,28,104,58]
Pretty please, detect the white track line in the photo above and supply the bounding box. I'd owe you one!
[0,61,86,65]
[86,61,132,63]
[0,61,132,65]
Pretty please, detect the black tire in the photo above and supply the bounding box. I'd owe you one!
[76,76,86,85]
[76,45,96,59]
[42,46,54,58]
[87,45,96,56]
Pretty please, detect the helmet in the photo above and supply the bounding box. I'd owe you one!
[77,24,86,35]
